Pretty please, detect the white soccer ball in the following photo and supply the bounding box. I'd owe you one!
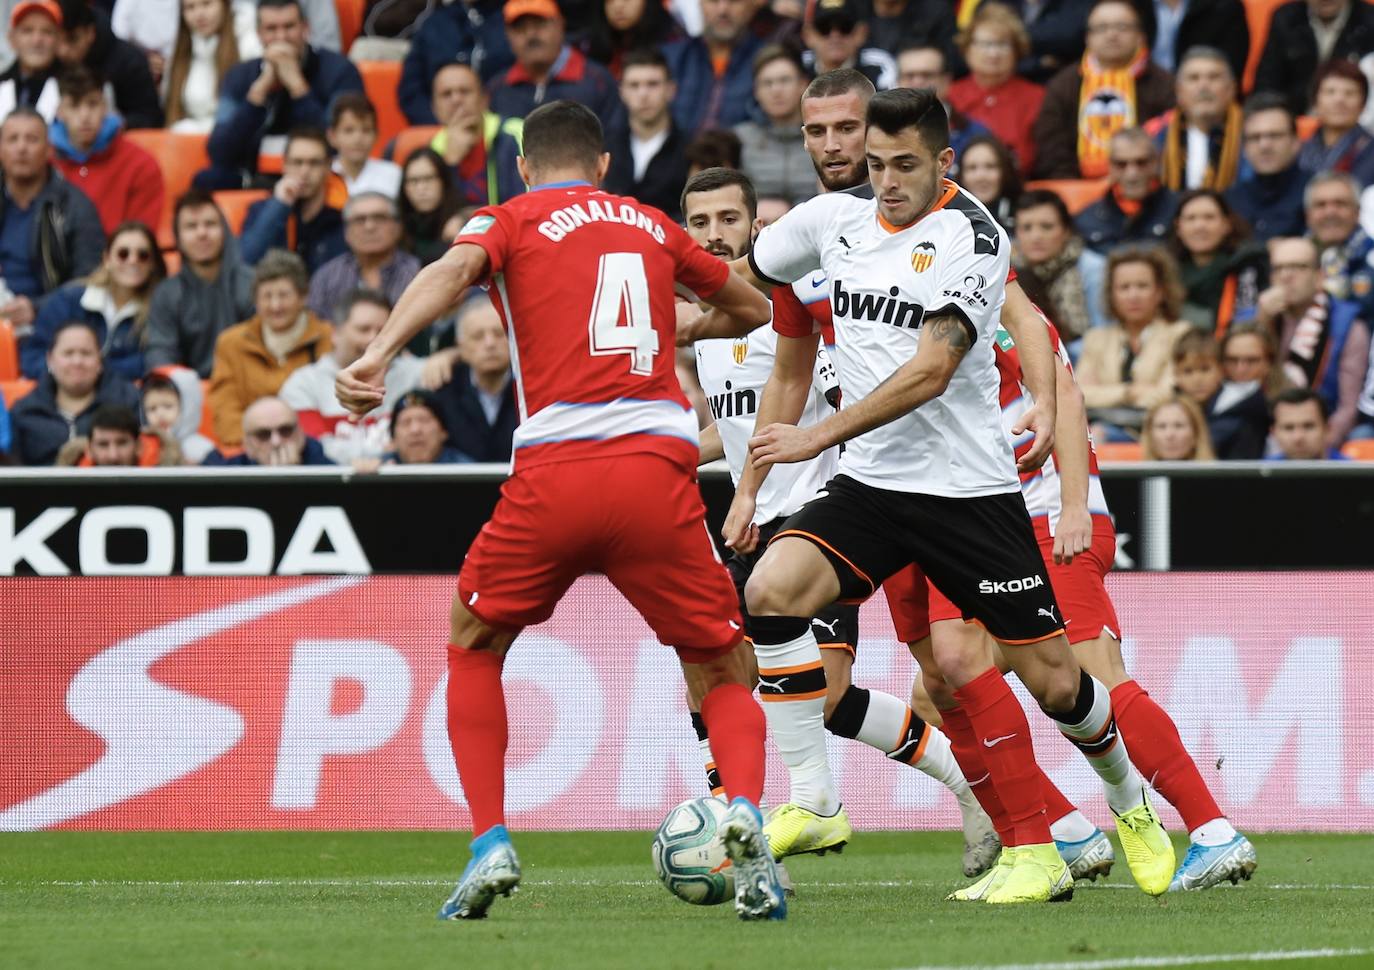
[651,796,734,905]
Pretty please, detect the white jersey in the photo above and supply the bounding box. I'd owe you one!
[751,181,1017,497]
[695,325,840,524]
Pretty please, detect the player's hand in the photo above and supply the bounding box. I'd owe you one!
[722,491,760,554]
[1053,505,1093,565]
[1012,400,1055,473]
[675,300,704,347]
[749,422,821,468]
[336,350,388,415]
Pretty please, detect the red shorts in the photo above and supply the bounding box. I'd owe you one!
[883,522,1122,646]
[458,452,744,662]
[1038,523,1121,645]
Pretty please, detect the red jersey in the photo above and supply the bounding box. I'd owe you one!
[771,272,837,345]
[454,182,730,471]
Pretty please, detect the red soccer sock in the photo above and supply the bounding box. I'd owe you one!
[938,703,1013,844]
[1111,679,1223,831]
[1037,767,1079,826]
[700,683,766,804]
[446,645,508,837]
[954,667,1052,846]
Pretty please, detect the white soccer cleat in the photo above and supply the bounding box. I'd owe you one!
[719,797,788,921]
[438,825,522,920]
[1056,828,1115,882]
[959,800,1002,877]
[1168,835,1258,892]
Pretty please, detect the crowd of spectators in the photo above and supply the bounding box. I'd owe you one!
[4,0,1374,467]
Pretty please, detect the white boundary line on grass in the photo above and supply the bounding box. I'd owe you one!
[4,879,1374,891]
[892,948,1373,970]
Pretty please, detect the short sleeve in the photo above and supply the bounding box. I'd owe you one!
[771,283,817,338]
[749,195,834,287]
[452,206,515,277]
[663,219,731,300]
[927,216,1011,343]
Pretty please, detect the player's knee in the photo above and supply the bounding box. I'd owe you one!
[743,569,794,617]
[1035,665,1082,715]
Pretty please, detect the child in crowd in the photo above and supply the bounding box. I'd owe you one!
[328,93,402,199]
[1175,326,1277,460]
[141,368,216,464]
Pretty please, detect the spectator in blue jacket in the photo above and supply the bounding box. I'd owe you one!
[486,0,621,132]
[398,0,513,125]
[1226,93,1309,242]
[662,0,762,135]
[1076,127,1180,253]
[196,0,362,190]
[202,394,335,465]
[240,128,346,273]
[21,222,166,381]
[10,318,140,465]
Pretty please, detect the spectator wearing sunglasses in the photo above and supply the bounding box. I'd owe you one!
[801,0,896,90]
[203,394,334,465]
[21,221,166,381]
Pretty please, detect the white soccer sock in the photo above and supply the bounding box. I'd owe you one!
[1052,672,1146,816]
[1190,817,1238,847]
[839,687,978,812]
[753,618,839,816]
[1050,810,1099,844]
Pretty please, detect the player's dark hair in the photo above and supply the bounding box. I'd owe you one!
[336,287,393,324]
[520,100,604,176]
[866,87,950,153]
[90,404,140,439]
[1273,386,1328,422]
[621,47,671,78]
[803,67,875,104]
[57,65,104,102]
[681,167,758,222]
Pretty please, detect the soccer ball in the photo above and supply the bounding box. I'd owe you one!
[651,797,734,905]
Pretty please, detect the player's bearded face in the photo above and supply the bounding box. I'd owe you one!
[802,93,869,192]
[684,188,754,261]
[866,127,952,227]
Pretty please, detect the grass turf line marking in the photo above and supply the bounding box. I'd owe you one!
[894,948,1373,970]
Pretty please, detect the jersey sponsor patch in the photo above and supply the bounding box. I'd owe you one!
[910,241,936,273]
[459,214,496,235]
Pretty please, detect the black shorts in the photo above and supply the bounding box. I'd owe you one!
[772,474,1064,645]
[727,517,860,654]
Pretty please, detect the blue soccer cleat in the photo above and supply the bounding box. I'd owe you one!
[438,825,522,920]
[719,797,788,921]
[1168,835,1258,892]
[1056,828,1115,882]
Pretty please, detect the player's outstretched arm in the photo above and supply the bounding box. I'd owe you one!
[1050,355,1093,565]
[722,330,820,553]
[751,312,973,468]
[335,243,490,415]
[679,256,774,344]
[698,423,724,465]
[1001,280,1057,472]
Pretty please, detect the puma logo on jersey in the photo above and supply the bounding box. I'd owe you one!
[978,575,1046,594]
[832,279,924,329]
[757,676,789,693]
[811,617,840,637]
[973,230,1000,255]
[1038,606,1058,622]
[839,236,853,250]
[707,380,758,420]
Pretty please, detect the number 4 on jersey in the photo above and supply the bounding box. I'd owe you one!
[588,252,658,375]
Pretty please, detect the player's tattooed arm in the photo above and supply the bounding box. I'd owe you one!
[750,311,971,467]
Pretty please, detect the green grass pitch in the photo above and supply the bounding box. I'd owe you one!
[1,831,1371,970]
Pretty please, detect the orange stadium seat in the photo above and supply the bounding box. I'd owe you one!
[1095,441,1144,462]
[162,249,182,276]
[335,0,364,55]
[212,189,270,235]
[1296,115,1320,140]
[125,130,210,250]
[1340,439,1374,460]
[389,125,441,164]
[2,377,34,407]
[198,379,218,445]
[0,319,18,381]
[1023,178,1109,215]
[359,60,406,158]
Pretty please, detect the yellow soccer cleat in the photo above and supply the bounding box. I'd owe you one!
[1114,794,1176,896]
[986,843,1074,905]
[946,848,1014,901]
[762,803,852,860]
